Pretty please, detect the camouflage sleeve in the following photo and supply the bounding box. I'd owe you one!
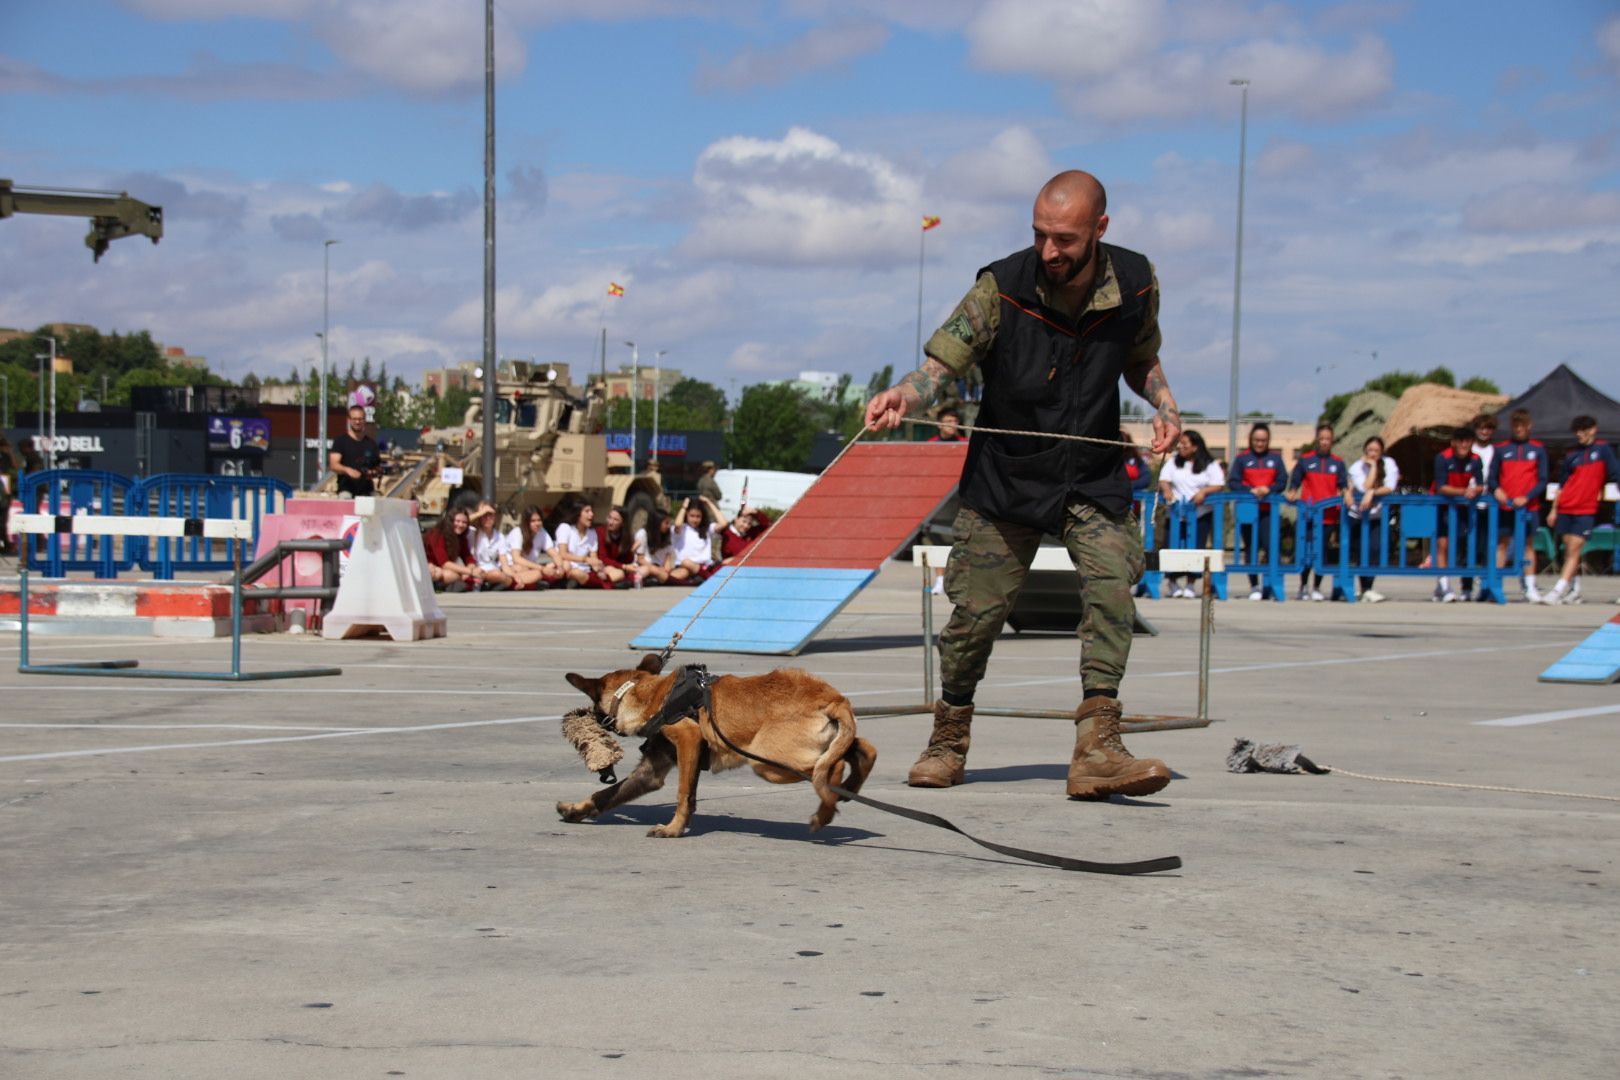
[923,271,1000,377]
[1127,266,1162,366]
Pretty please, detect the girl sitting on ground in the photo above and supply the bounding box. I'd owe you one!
[714,501,773,562]
[596,505,635,583]
[669,496,717,583]
[554,499,625,588]
[507,505,564,588]
[468,502,520,590]
[422,506,484,592]
[633,510,677,585]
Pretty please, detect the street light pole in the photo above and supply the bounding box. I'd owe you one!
[1226,77,1250,466]
[652,349,668,466]
[624,341,638,470]
[39,335,58,469]
[321,238,340,480]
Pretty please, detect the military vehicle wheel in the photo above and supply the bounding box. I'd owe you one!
[626,490,657,539]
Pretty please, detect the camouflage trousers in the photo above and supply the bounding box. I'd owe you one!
[938,501,1145,698]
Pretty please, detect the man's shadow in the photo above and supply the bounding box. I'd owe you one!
[592,802,881,845]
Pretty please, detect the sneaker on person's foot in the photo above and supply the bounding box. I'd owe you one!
[1525,583,1544,604]
[1360,589,1386,603]
[1296,586,1310,602]
[1431,583,1445,603]
[931,576,945,596]
[1248,589,1263,601]
[1441,590,1460,603]
[1310,589,1326,602]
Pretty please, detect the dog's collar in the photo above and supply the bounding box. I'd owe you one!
[606,679,636,721]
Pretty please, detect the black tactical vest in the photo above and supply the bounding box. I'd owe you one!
[958,243,1153,532]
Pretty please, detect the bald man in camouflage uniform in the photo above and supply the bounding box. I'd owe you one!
[866,170,1183,800]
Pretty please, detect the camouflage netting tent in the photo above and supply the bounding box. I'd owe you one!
[1379,384,1510,490]
[1332,390,1398,460]
[1494,364,1620,450]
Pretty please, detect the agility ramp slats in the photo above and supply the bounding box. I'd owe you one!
[630,566,875,655]
[631,442,967,655]
[741,442,968,570]
[1539,615,1620,684]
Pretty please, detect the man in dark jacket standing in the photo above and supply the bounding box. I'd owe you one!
[865,170,1182,801]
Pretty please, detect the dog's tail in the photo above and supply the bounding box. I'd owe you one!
[810,696,858,803]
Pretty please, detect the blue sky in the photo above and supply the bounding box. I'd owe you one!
[4,0,1619,419]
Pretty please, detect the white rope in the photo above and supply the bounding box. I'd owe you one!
[1326,766,1620,804]
[904,415,1142,449]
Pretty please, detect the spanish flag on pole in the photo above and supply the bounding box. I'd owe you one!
[607,282,625,297]
[921,215,942,231]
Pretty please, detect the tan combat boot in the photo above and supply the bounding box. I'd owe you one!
[1067,697,1171,799]
[907,700,974,787]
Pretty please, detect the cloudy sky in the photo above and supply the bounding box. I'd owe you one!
[4,0,1618,418]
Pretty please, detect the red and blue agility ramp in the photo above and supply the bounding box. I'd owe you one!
[631,442,968,655]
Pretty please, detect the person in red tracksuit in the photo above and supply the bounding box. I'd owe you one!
[1544,415,1620,604]
[1486,408,1549,602]
[1430,426,1485,602]
[1285,423,1348,601]
[1227,421,1287,599]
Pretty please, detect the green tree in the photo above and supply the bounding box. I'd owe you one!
[726,383,818,470]
[661,377,728,429]
[1461,375,1501,394]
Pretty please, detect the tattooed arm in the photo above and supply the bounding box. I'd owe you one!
[1124,355,1182,455]
[865,356,956,432]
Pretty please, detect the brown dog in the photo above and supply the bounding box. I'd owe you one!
[557,655,877,838]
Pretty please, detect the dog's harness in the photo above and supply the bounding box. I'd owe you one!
[618,664,1181,877]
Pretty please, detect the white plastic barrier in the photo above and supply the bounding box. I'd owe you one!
[323,497,447,642]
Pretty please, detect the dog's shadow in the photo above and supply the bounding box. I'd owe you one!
[591,802,882,845]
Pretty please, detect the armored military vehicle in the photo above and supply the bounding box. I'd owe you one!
[364,360,663,530]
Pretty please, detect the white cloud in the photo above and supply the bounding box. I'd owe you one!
[1463,185,1620,234]
[963,0,1393,123]
[1597,16,1620,77]
[683,127,922,267]
[1064,34,1393,122]
[967,0,1165,82]
[696,19,889,92]
[932,126,1055,202]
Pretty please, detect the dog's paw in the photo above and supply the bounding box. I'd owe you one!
[556,800,595,823]
[646,823,687,838]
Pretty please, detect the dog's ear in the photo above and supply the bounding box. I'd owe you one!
[637,653,665,674]
[565,672,603,701]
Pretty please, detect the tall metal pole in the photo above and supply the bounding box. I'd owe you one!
[35,350,44,454]
[914,226,926,366]
[652,349,668,466]
[481,0,498,496]
[298,363,308,491]
[42,335,58,469]
[1226,78,1250,467]
[1,373,9,430]
[321,238,339,479]
[624,342,638,470]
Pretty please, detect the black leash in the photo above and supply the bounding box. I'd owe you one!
[661,665,1182,877]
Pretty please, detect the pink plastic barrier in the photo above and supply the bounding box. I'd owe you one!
[252,498,418,621]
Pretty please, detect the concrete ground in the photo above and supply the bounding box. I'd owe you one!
[2,562,1616,1079]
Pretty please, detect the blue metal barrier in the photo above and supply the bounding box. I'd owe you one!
[1152,492,1531,603]
[129,475,292,579]
[15,470,140,578]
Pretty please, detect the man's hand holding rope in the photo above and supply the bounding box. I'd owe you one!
[865,358,955,431]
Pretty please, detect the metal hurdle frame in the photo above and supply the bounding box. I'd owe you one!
[13,513,342,682]
[866,547,1224,734]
